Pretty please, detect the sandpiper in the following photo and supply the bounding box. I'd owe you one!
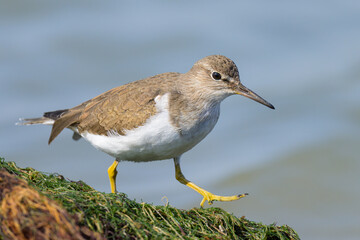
[20,55,274,207]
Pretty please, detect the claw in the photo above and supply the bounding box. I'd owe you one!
[199,190,248,207]
[174,157,248,207]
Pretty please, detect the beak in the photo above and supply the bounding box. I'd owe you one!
[235,83,275,109]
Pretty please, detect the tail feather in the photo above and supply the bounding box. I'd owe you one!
[16,117,54,125]
[17,109,69,126]
[44,109,68,120]
[17,108,81,144]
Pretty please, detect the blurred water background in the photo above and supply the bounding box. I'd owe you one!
[1,1,360,239]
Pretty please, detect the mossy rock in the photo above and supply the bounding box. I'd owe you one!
[0,158,299,239]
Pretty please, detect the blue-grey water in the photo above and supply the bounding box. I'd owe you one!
[1,1,360,239]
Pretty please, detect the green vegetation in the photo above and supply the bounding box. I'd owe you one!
[0,158,299,239]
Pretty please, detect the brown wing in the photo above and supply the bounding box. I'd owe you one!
[48,72,179,144]
[76,82,160,136]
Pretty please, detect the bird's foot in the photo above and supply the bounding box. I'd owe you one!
[199,191,248,207]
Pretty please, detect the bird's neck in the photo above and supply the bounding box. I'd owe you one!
[168,86,221,134]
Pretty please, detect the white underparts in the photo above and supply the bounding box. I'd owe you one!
[82,93,183,161]
[81,93,220,162]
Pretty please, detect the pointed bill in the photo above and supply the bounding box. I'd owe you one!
[235,84,275,109]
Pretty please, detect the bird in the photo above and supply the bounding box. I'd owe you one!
[20,55,274,207]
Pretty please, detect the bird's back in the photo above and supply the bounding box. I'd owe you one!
[47,72,181,144]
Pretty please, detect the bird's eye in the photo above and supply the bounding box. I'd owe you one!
[211,72,222,80]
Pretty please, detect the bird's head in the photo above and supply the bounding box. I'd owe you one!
[188,55,274,109]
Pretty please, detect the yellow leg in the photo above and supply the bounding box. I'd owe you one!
[108,160,119,193]
[174,157,247,207]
